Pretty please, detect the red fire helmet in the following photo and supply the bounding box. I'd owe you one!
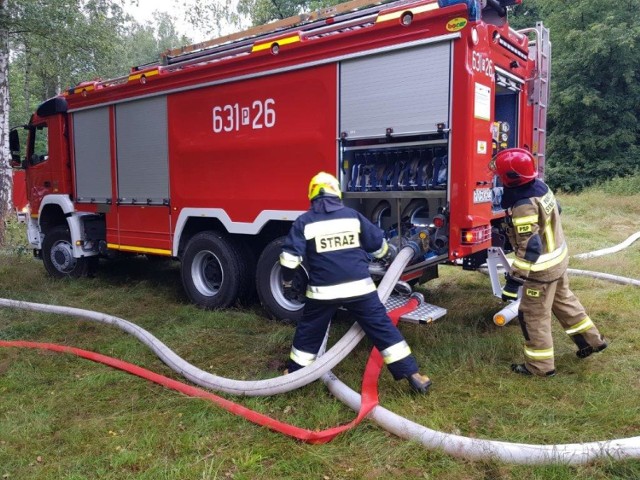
[489,148,538,187]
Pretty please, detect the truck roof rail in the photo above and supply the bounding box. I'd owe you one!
[157,0,424,67]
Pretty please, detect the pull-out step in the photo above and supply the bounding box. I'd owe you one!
[385,294,447,324]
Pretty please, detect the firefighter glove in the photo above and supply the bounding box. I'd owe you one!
[282,280,297,301]
[501,274,522,302]
[383,243,399,265]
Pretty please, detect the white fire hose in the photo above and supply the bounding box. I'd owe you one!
[1,233,638,463]
[321,231,640,464]
[0,246,414,397]
[491,231,640,325]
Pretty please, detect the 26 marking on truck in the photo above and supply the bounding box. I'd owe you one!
[212,99,276,133]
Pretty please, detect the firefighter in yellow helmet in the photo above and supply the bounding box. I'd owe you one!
[280,172,432,393]
[491,149,607,376]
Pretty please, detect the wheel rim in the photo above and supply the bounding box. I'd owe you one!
[50,239,77,273]
[269,263,306,312]
[191,250,223,297]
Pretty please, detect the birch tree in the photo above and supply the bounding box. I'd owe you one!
[0,0,133,244]
[0,0,11,245]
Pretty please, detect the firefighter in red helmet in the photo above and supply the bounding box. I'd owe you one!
[490,149,607,376]
[279,172,432,393]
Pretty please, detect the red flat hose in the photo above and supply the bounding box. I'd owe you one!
[0,298,418,444]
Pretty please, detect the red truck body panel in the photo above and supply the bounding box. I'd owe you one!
[12,170,28,212]
[19,0,548,315]
[168,64,338,222]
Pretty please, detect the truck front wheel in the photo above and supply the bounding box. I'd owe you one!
[181,231,247,309]
[42,225,94,278]
[256,237,307,323]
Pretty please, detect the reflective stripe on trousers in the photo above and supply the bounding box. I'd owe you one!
[565,316,595,335]
[524,345,554,361]
[306,278,376,300]
[513,242,567,272]
[380,341,412,365]
[287,292,419,380]
[290,346,317,366]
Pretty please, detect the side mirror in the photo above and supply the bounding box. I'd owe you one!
[9,128,20,152]
[9,128,22,168]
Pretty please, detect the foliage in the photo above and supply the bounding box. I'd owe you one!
[236,0,345,26]
[8,0,128,98]
[592,172,640,196]
[511,0,640,192]
[7,2,191,131]
[1,179,639,478]
[1,215,30,255]
[182,0,244,37]
[1,1,191,244]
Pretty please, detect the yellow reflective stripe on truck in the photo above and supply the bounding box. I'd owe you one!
[107,243,172,256]
[128,69,160,82]
[252,35,301,52]
[376,2,439,23]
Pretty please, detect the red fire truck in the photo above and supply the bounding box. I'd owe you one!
[9,0,549,322]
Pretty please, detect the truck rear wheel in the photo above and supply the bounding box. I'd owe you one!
[180,231,247,309]
[42,225,94,278]
[256,237,307,323]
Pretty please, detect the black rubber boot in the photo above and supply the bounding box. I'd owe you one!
[576,340,608,359]
[511,363,556,377]
[407,373,432,394]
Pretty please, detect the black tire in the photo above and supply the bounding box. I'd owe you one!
[180,231,248,309]
[256,237,307,323]
[234,238,258,306]
[42,225,94,278]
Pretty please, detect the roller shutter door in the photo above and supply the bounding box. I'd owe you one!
[115,96,169,205]
[340,41,452,139]
[73,107,112,203]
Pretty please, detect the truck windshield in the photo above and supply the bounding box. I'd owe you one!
[29,125,49,166]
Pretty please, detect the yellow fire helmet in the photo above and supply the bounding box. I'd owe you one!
[308,171,342,201]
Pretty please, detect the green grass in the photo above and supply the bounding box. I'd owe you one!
[1,177,639,479]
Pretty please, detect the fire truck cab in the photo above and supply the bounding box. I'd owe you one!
[14,0,549,322]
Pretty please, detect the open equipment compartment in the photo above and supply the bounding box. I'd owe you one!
[337,37,453,269]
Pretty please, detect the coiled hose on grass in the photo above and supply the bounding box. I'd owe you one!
[1,234,638,463]
[322,231,640,464]
[0,246,414,396]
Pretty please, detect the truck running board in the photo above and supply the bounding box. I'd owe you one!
[385,294,447,325]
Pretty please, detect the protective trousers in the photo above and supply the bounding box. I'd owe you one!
[288,291,419,380]
[518,270,605,375]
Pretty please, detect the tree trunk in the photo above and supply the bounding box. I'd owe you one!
[24,43,30,112]
[0,0,13,246]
